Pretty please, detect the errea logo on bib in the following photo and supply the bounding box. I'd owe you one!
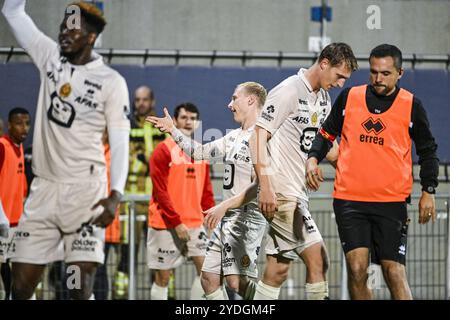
[360,117,386,146]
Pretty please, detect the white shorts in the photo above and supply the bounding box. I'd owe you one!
[0,226,16,263]
[9,177,107,265]
[202,209,267,278]
[265,198,323,260]
[147,226,208,270]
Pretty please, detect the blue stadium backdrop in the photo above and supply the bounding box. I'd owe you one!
[0,63,448,162]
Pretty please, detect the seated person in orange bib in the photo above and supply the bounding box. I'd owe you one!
[147,103,215,300]
[306,44,439,300]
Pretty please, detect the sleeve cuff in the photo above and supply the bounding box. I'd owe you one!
[422,186,436,194]
[170,216,182,227]
[308,152,320,160]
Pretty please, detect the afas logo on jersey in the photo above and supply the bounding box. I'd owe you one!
[233,153,250,163]
[360,117,385,146]
[292,116,309,124]
[293,113,318,126]
[74,96,98,109]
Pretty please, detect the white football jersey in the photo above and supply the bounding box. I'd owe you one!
[25,31,130,183]
[221,127,259,213]
[173,126,260,219]
[256,68,332,202]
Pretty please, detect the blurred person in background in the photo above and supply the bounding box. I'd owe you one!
[0,107,31,299]
[147,103,215,300]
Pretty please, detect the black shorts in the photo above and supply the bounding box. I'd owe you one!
[333,199,409,265]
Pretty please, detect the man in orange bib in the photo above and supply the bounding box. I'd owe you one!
[306,44,439,300]
[0,107,31,298]
[147,103,215,300]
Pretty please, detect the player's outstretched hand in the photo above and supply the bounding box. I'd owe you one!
[91,190,121,228]
[145,107,174,134]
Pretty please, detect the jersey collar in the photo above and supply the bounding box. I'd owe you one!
[298,68,314,93]
[84,51,104,69]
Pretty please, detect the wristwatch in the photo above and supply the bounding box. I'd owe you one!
[423,186,436,194]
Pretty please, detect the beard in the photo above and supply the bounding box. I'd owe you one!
[373,84,388,95]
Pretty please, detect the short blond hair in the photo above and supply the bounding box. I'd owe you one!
[238,82,267,108]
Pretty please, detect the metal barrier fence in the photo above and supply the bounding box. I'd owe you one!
[1,47,450,69]
[34,193,450,300]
